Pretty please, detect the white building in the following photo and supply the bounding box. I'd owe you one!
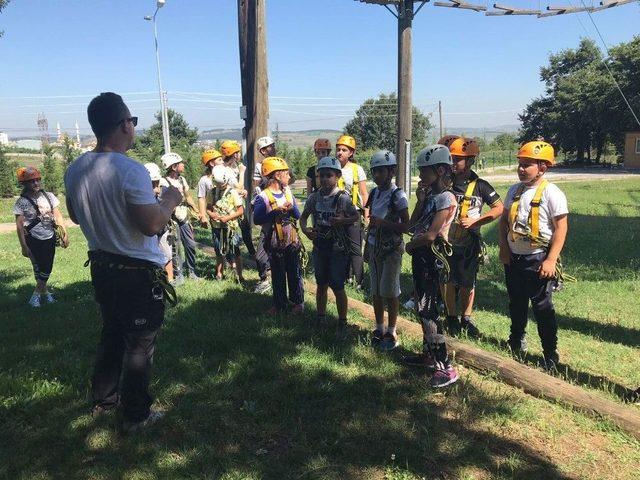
[0,132,9,146]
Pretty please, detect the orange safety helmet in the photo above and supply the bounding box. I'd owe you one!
[517,141,555,165]
[336,135,356,151]
[220,140,241,157]
[261,156,290,177]
[437,135,460,149]
[201,149,222,166]
[448,137,480,158]
[313,138,332,151]
[17,166,41,183]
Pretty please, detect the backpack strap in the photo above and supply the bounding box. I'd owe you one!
[20,193,43,233]
[363,187,378,211]
[458,179,478,219]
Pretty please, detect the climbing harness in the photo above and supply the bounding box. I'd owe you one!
[84,253,177,307]
[337,163,361,207]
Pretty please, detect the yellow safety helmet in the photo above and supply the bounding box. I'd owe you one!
[517,141,555,165]
[336,135,356,151]
[437,135,460,148]
[448,137,480,158]
[220,140,241,157]
[261,156,290,177]
[201,149,222,166]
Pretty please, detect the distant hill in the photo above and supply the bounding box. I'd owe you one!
[199,128,343,148]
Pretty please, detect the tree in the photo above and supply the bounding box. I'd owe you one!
[61,135,81,166]
[0,145,17,198]
[343,93,432,153]
[0,0,10,38]
[491,133,519,151]
[41,145,64,194]
[131,109,201,186]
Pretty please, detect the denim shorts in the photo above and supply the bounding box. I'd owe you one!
[313,247,349,292]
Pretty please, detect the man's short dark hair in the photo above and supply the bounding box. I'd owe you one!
[87,92,129,139]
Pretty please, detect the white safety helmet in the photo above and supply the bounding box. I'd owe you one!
[415,145,452,168]
[161,152,184,170]
[256,136,275,150]
[212,164,230,185]
[144,162,162,182]
[316,156,342,172]
[370,150,397,170]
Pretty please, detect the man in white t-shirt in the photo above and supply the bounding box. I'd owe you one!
[65,92,182,432]
[498,141,568,371]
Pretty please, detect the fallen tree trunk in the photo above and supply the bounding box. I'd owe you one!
[195,240,640,440]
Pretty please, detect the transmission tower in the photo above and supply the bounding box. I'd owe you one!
[37,113,50,146]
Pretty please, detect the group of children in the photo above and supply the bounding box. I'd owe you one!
[13,131,569,389]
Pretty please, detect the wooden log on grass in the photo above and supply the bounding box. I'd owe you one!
[195,241,640,440]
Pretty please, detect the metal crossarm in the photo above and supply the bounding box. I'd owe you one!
[486,3,541,15]
[433,1,488,11]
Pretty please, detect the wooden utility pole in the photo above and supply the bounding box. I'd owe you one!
[238,0,269,218]
[396,0,413,194]
[438,100,443,139]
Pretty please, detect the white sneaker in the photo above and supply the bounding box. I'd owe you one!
[403,298,415,310]
[45,292,56,304]
[28,294,41,308]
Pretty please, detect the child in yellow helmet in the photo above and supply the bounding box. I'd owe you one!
[444,137,504,337]
[253,157,304,315]
[498,141,568,371]
[335,135,369,288]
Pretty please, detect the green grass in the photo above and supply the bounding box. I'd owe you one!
[1,179,639,479]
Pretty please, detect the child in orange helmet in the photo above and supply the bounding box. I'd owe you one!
[14,166,69,307]
[498,141,568,371]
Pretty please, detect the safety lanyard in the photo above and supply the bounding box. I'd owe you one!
[508,179,548,245]
[458,179,477,219]
[264,187,296,242]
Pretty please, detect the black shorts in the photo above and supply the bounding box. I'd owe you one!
[448,244,480,288]
[89,251,166,332]
[25,235,56,282]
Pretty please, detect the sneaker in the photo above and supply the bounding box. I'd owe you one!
[44,292,56,304]
[335,319,348,339]
[379,332,399,352]
[315,314,328,327]
[508,336,528,356]
[254,280,271,294]
[460,316,480,338]
[402,352,437,372]
[28,294,41,308]
[430,365,459,388]
[122,410,165,434]
[371,329,383,347]
[266,306,279,316]
[91,404,115,419]
[171,275,184,287]
[292,304,304,315]
[540,350,560,372]
[403,298,415,310]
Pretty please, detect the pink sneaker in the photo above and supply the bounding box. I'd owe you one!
[430,365,459,388]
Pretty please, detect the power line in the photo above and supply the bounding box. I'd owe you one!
[0,91,156,100]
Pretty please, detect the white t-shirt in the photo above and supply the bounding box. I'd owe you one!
[13,191,60,241]
[64,151,166,266]
[503,181,568,255]
[367,184,409,245]
[253,163,263,182]
[159,175,189,196]
[339,162,367,209]
[197,175,213,199]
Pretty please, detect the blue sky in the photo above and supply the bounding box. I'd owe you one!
[0,0,638,137]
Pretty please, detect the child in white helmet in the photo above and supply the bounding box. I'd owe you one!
[300,156,359,331]
[404,145,459,388]
[206,164,246,282]
[159,152,201,282]
[145,162,174,282]
[365,150,410,351]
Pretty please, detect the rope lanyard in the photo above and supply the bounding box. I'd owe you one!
[508,179,548,246]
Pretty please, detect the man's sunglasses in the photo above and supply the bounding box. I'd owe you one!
[121,116,138,127]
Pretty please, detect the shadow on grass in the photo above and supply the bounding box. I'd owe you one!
[0,272,577,479]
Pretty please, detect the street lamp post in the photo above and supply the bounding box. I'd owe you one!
[144,0,171,154]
